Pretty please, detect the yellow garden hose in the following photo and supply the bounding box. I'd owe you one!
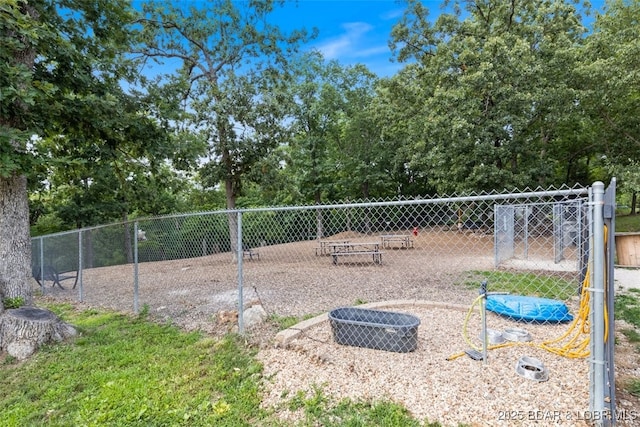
[448,223,610,362]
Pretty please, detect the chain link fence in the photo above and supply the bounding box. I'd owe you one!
[32,186,591,328]
[31,183,621,422]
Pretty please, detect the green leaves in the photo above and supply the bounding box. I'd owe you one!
[4,0,637,224]
[0,0,214,229]
[388,0,592,193]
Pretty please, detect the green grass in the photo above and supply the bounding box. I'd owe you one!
[0,304,429,427]
[462,271,578,300]
[614,214,640,396]
[615,289,640,329]
[288,384,441,427]
[0,306,264,426]
[628,380,640,398]
[268,313,319,331]
[616,214,640,233]
[285,385,438,427]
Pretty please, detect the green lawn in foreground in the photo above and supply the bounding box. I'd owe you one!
[0,305,264,426]
[0,303,429,427]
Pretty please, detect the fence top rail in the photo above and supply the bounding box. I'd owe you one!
[31,186,589,241]
[231,186,589,216]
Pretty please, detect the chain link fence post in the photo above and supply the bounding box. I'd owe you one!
[133,221,140,314]
[237,211,245,334]
[589,181,606,424]
[604,178,617,425]
[77,230,83,302]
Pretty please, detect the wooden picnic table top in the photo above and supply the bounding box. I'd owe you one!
[318,239,350,244]
[328,242,381,251]
[329,241,380,247]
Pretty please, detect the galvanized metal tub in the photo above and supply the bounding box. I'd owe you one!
[328,307,420,353]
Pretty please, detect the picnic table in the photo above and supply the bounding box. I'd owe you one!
[380,234,414,249]
[328,242,383,265]
[315,240,350,256]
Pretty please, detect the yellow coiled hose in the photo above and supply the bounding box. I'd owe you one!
[448,226,609,361]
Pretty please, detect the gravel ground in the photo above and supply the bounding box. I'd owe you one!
[38,230,497,332]
[258,302,594,427]
[35,230,639,426]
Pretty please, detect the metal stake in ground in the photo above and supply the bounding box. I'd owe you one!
[480,280,488,365]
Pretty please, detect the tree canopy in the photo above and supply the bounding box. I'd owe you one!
[1,0,202,302]
[3,0,639,252]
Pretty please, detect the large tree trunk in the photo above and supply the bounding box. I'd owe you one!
[0,0,39,310]
[1,2,59,360]
[0,173,33,305]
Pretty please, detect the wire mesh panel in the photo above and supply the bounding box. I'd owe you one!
[32,186,591,330]
[31,230,80,292]
[74,223,133,310]
[495,200,586,273]
[133,212,240,325]
[29,183,615,424]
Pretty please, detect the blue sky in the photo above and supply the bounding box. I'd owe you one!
[271,0,442,77]
[269,0,606,77]
[134,0,607,79]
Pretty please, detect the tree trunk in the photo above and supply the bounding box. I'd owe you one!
[225,172,239,260]
[123,211,133,263]
[0,307,76,360]
[0,173,33,304]
[0,1,39,308]
[631,191,637,215]
[314,189,324,239]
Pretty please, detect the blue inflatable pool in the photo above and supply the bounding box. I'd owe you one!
[486,295,574,323]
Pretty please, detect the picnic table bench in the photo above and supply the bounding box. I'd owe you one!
[242,247,260,260]
[329,242,384,265]
[32,265,79,289]
[380,234,414,249]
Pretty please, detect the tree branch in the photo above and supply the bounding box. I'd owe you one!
[602,110,640,147]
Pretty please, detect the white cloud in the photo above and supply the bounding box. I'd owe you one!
[380,8,405,21]
[354,45,389,58]
[316,21,374,59]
